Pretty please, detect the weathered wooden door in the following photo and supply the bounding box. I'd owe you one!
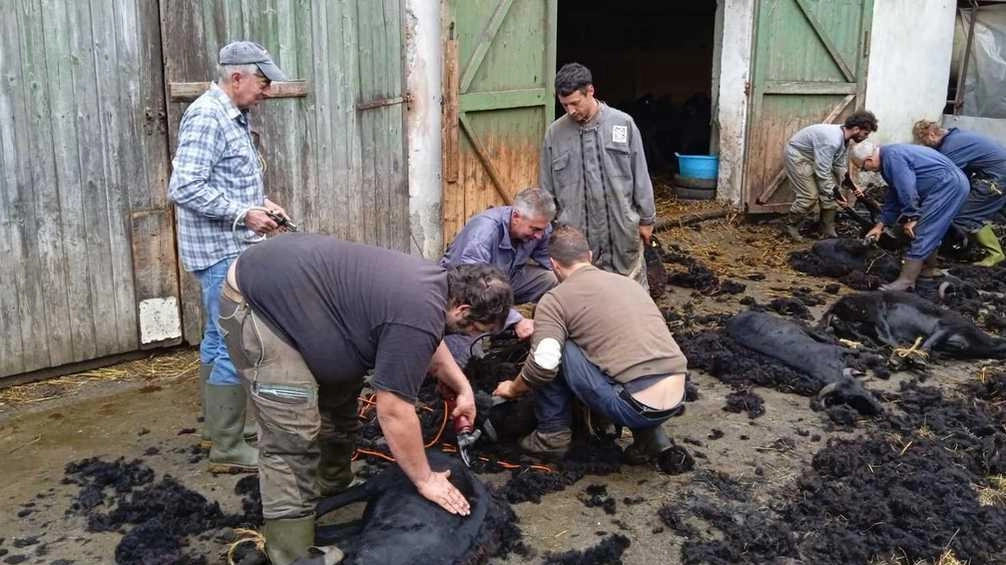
[441,0,558,242]
[744,0,874,212]
[160,0,409,344]
[0,1,178,378]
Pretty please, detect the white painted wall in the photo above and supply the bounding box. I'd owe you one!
[865,0,957,144]
[713,0,755,207]
[405,0,443,258]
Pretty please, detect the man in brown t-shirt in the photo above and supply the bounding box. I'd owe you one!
[494,226,688,461]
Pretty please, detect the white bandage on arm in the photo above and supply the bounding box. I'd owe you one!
[532,338,562,370]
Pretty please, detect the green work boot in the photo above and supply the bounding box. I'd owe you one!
[199,363,212,449]
[974,225,1005,267]
[782,213,805,243]
[819,209,838,239]
[623,426,673,465]
[318,440,361,497]
[518,429,572,460]
[205,383,258,473]
[263,515,327,565]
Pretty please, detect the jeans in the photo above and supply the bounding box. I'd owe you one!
[194,257,240,385]
[534,341,666,433]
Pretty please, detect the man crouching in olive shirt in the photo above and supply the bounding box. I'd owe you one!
[218,233,512,565]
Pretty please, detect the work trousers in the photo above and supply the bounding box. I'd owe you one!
[906,172,970,260]
[445,264,557,368]
[952,176,1006,232]
[785,150,838,215]
[219,282,360,520]
[534,341,680,433]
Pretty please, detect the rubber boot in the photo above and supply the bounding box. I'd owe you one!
[974,225,1005,267]
[819,209,838,239]
[318,439,359,497]
[518,428,572,460]
[199,363,212,449]
[920,253,943,279]
[782,213,805,243]
[263,515,321,565]
[879,258,925,292]
[623,426,673,465]
[206,383,258,473]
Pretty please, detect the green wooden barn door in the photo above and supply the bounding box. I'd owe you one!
[441,0,558,243]
[744,0,874,212]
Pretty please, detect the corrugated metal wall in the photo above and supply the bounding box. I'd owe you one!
[161,0,410,344]
[0,0,177,378]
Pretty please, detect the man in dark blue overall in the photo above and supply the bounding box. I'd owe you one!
[852,142,970,291]
[914,120,1006,267]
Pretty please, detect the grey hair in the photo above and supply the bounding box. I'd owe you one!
[218,64,259,83]
[849,141,878,166]
[512,187,557,221]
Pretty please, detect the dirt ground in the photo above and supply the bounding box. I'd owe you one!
[0,208,996,565]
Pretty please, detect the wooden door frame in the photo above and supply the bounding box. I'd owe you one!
[440,0,558,244]
[742,0,874,213]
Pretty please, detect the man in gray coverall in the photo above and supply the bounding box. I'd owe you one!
[782,111,878,241]
[539,62,656,288]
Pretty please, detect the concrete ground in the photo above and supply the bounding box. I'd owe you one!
[0,217,991,565]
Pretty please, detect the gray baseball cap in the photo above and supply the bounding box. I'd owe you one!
[218,41,288,82]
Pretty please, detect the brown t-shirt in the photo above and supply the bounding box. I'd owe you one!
[236,234,447,401]
[520,265,687,388]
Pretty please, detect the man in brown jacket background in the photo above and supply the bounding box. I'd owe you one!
[493,226,687,461]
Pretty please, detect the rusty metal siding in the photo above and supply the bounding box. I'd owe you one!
[442,0,558,243]
[160,0,410,344]
[0,0,176,378]
[744,0,874,212]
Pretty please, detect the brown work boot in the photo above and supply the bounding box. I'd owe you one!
[819,209,838,239]
[518,429,572,460]
[880,259,925,292]
[623,426,673,465]
[782,213,805,242]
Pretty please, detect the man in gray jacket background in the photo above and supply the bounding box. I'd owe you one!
[539,63,656,288]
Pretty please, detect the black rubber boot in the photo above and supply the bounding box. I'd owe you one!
[624,426,673,465]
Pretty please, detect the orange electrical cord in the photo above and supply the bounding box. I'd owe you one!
[351,396,552,473]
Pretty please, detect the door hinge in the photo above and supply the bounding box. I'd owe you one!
[356,92,414,111]
[744,81,751,96]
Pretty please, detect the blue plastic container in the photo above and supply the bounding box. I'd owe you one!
[675,153,719,180]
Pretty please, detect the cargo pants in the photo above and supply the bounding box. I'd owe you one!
[219,280,361,520]
[785,149,839,215]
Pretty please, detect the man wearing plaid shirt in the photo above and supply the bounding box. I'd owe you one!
[168,41,289,474]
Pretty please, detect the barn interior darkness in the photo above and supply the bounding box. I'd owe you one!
[556,0,717,175]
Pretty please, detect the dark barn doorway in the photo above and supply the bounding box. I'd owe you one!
[556,0,718,176]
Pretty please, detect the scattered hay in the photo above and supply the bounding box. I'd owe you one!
[0,348,200,407]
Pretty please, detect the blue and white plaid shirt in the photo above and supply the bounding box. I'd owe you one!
[168,83,265,272]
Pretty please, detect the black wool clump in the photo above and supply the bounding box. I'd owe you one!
[723,389,766,419]
[63,457,259,565]
[541,534,630,565]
